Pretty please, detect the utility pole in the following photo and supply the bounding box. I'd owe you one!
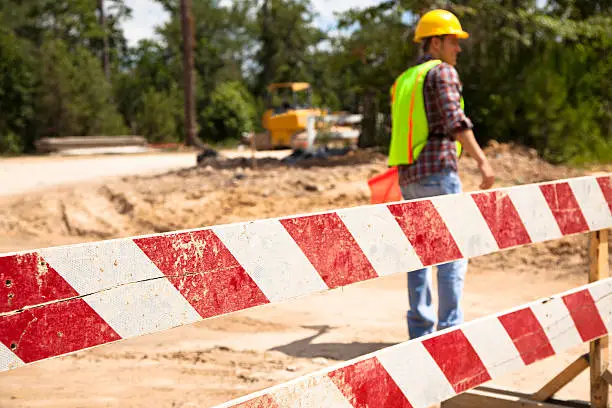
[98,0,110,81]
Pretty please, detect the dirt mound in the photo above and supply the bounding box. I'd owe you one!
[0,149,383,241]
[199,147,385,170]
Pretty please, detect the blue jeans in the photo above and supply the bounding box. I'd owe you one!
[400,169,468,339]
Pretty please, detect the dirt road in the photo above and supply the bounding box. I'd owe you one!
[0,144,609,407]
[0,149,289,197]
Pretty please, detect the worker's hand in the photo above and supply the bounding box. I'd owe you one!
[478,160,495,190]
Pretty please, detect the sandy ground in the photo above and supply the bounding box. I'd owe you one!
[0,143,610,407]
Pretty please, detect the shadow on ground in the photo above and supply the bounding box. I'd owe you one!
[269,325,398,361]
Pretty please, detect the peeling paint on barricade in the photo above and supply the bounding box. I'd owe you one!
[233,395,279,408]
[540,182,590,235]
[471,191,531,249]
[596,175,612,213]
[387,200,462,265]
[273,374,355,407]
[328,358,413,407]
[498,308,555,365]
[0,298,120,363]
[134,230,270,319]
[0,175,610,374]
[0,252,78,314]
[563,289,608,342]
[568,177,611,230]
[280,213,378,288]
[215,278,612,408]
[530,297,583,353]
[421,330,491,393]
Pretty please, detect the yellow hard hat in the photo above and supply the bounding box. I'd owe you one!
[413,9,469,43]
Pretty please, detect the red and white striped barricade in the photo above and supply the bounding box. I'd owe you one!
[1,175,610,406]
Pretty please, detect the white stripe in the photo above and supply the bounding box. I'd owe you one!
[43,240,201,339]
[272,375,353,408]
[337,206,422,276]
[507,184,563,242]
[40,239,166,294]
[84,278,202,339]
[0,342,24,372]
[213,220,328,303]
[589,279,612,334]
[569,178,612,231]
[462,318,524,379]
[433,194,499,257]
[378,342,455,408]
[530,299,582,354]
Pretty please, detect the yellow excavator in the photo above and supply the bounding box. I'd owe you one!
[246,82,361,151]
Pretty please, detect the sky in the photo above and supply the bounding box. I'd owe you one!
[121,0,384,47]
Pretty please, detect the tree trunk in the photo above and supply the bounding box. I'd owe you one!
[98,0,110,81]
[258,0,273,94]
[359,89,378,148]
[180,0,211,150]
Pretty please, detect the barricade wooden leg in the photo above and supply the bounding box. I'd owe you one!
[531,354,590,402]
[589,229,609,408]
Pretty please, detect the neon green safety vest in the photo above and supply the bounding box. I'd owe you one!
[388,59,463,167]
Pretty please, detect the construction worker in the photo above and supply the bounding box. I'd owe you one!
[389,9,495,339]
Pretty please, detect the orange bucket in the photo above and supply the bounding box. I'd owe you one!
[367,167,403,204]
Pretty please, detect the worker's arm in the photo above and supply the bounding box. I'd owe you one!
[455,128,495,190]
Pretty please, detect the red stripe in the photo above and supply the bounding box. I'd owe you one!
[0,299,120,363]
[134,231,269,319]
[0,253,80,314]
[329,357,413,407]
[563,289,608,342]
[280,213,378,288]
[233,395,280,408]
[422,330,491,393]
[471,191,532,249]
[498,308,555,365]
[539,182,589,235]
[596,176,612,213]
[388,200,463,266]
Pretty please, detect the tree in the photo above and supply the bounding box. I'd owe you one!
[330,3,414,147]
[200,81,257,142]
[35,39,127,137]
[135,86,182,143]
[0,28,35,153]
[180,0,200,147]
[254,0,325,95]
[98,0,110,80]
[159,0,258,143]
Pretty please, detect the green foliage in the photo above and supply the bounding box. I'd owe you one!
[135,87,182,143]
[0,131,24,155]
[0,28,35,153]
[0,0,609,164]
[450,0,611,164]
[35,39,128,137]
[255,0,325,93]
[200,81,257,142]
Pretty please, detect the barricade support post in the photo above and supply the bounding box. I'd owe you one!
[589,229,609,408]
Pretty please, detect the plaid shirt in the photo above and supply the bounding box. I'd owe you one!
[398,54,473,186]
